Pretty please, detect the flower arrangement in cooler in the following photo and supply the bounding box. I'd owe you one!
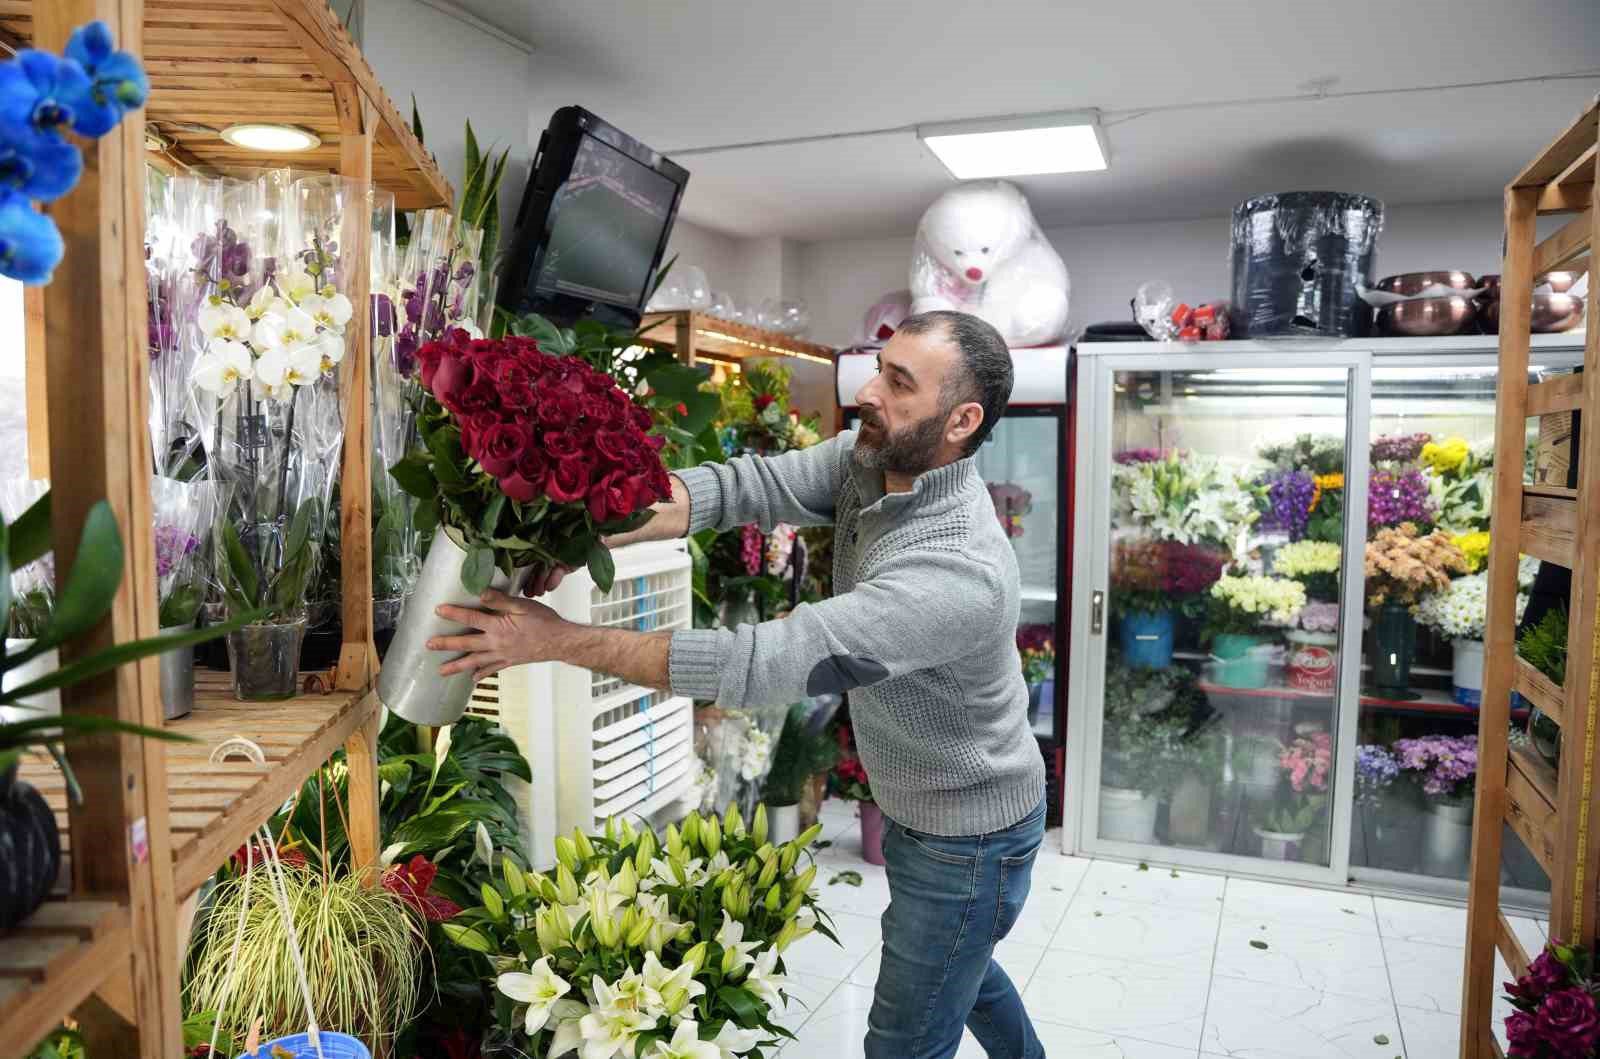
[1425,437,1496,533]
[694,705,790,822]
[1393,734,1478,801]
[986,482,1032,539]
[1259,434,1345,476]
[1368,468,1436,530]
[1017,624,1055,686]
[1099,659,1209,797]
[0,21,148,285]
[1112,450,1258,548]
[1271,540,1341,602]
[1259,732,1332,835]
[1372,432,1431,466]
[152,477,220,630]
[1354,744,1400,808]
[388,328,673,593]
[1503,939,1600,1058]
[1202,575,1306,640]
[1364,523,1469,607]
[1416,570,1533,643]
[1455,530,1492,573]
[1295,600,1340,635]
[1110,537,1229,618]
[444,809,833,1059]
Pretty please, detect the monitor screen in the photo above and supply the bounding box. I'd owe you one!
[533,132,680,310]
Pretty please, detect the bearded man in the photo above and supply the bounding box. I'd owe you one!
[429,310,1048,1059]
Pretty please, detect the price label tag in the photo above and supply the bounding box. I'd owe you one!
[240,414,270,451]
[130,817,149,865]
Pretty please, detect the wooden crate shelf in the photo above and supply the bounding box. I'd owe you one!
[19,671,379,901]
[1513,657,1567,728]
[639,311,837,367]
[0,900,130,1059]
[1505,743,1560,875]
[0,0,451,209]
[1525,372,1584,416]
[1519,491,1576,566]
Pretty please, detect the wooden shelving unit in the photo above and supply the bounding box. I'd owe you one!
[1462,95,1598,1058]
[638,310,836,367]
[0,3,449,1056]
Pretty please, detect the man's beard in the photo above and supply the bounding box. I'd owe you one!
[853,408,948,475]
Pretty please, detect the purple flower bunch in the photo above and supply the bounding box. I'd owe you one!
[1260,469,1315,540]
[1368,468,1434,529]
[1371,432,1431,465]
[153,523,199,580]
[1505,942,1600,1058]
[1113,448,1166,465]
[1298,600,1340,634]
[1354,744,1399,806]
[1393,734,1478,799]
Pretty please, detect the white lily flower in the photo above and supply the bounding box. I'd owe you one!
[198,302,251,341]
[379,842,405,868]
[547,998,589,1058]
[641,951,704,1017]
[254,306,319,353]
[715,912,760,976]
[279,265,318,304]
[191,340,253,397]
[651,1020,720,1059]
[301,291,354,333]
[579,975,655,1059]
[244,285,283,322]
[474,822,494,868]
[743,947,785,1011]
[710,1021,764,1059]
[497,958,573,1036]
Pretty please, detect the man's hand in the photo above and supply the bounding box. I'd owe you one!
[429,589,570,679]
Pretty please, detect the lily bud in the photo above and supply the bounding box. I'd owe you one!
[556,864,580,906]
[782,890,807,920]
[540,876,561,904]
[722,881,741,918]
[796,823,824,849]
[605,817,620,845]
[795,865,818,893]
[683,941,709,974]
[752,804,769,846]
[524,870,549,896]
[666,823,684,858]
[703,815,723,856]
[555,836,578,872]
[589,890,619,947]
[621,819,639,846]
[535,909,563,954]
[616,860,640,899]
[765,884,782,914]
[681,812,701,849]
[574,829,596,862]
[774,919,800,952]
[628,912,654,949]
[779,845,798,875]
[634,830,657,876]
[725,803,745,840]
[756,855,779,892]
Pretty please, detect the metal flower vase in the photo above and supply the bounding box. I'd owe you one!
[158,625,196,720]
[1420,797,1473,877]
[379,531,530,726]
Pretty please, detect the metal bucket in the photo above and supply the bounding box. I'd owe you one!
[158,625,195,720]
[377,532,530,725]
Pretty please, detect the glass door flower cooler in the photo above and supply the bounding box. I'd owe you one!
[1067,335,1582,904]
[836,346,1071,816]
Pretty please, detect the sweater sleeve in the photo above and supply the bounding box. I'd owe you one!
[668,545,1001,707]
[673,432,851,535]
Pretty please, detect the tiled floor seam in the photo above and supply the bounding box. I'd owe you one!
[1196,875,1229,1056]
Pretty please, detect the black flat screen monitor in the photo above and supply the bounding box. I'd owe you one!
[496,106,689,329]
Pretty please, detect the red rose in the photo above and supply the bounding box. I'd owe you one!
[1536,988,1600,1055]
[496,359,532,387]
[544,429,581,460]
[457,380,500,415]
[459,411,500,457]
[418,340,446,388]
[479,423,529,478]
[431,353,477,412]
[623,471,658,510]
[644,431,667,452]
[546,456,593,503]
[594,429,632,465]
[501,381,535,411]
[501,449,550,503]
[583,370,615,393]
[467,339,501,361]
[538,391,581,427]
[579,393,612,424]
[629,405,653,432]
[754,393,776,411]
[588,470,634,522]
[674,402,688,417]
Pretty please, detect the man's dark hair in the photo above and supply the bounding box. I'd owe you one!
[896,310,1013,456]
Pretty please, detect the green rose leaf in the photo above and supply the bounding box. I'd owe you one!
[461,546,496,595]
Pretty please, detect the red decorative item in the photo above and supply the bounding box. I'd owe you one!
[382,854,464,923]
[1286,640,1338,693]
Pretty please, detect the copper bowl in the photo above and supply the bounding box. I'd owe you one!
[1540,271,1580,293]
[1376,295,1478,337]
[1481,293,1585,334]
[1374,271,1477,296]
[1479,274,1500,296]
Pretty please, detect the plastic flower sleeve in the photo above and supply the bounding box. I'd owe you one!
[151,475,220,629]
[395,210,484,375]
[0,478,52,637]
[367,188,418,621]
[694,702,791,820]
[146,171,212,477]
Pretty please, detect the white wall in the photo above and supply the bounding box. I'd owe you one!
[362,0,534,239]
[798,200,1519,348]
[662,220,748,306]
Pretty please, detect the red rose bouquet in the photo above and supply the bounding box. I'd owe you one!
[390,328,671,592]
[1505,940,1600,1057]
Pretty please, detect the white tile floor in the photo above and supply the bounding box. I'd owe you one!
[775,801,1543,1058]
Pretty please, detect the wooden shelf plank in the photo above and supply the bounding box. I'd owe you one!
[1520,492,1577,567]
[1505,743,1560,875]
[639,311,837,366]
[0,900,129,1055]
[1512,94,1600,188]
[1527,372,1585,416]
[1532,206,1594,276]
[17,677,378,903]
[1497,911,1532,981]
[1514,657,1567,729]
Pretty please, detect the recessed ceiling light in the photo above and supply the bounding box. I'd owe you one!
[918,111,1108,180]
[220,123,321,153]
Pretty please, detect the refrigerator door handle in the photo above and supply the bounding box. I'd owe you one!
[1091,590,1105,635]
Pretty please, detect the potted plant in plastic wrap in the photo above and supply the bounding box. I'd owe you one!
[1254,732,1331,861]
[1109,537,1227,670]
[1520,608,1568,768]
[150,476,219,719]
[184,171,358,699]
[1393,733,1478,876]
[762,698,840,845]
[381,328,672,725]
[446,811,835,1059]
[1201,574,1305,690]
[1363,523,1468,700]
[1098,659,1192,844]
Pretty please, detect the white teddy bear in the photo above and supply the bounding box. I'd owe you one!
[909,180,1070,348]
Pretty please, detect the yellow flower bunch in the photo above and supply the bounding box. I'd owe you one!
[1453,530,1491,573]
[1421,437,1470,476]
[1272,541,1342,577]
[1309,472,1344,514]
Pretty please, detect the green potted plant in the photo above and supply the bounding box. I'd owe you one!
[1098,660,1195,844]
[762,700,841,844]
[1201,574,1306,689]
[1519,607,1567,766]
[1254,732,1331,861]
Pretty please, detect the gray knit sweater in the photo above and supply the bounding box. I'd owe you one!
[668,431,1045,837]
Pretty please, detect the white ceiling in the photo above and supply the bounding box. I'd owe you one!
[453,0,1600,242]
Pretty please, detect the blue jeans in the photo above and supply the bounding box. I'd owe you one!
[866,800,1047,1059]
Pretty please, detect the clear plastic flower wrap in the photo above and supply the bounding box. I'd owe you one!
[146,171,213,477]
[393,209,484,380]
[367,189,416,622]
[1133,282,1231,342]
[151,475,222,629]
[0,478,52,637]
[693,701,791,818]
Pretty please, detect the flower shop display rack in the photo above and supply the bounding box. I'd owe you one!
[1066,329,1586,898]
[1462,97,1598,1059]
[637,311,837,370]
[0,2,449,1057]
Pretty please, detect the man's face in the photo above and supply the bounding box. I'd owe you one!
[852,329,959,475]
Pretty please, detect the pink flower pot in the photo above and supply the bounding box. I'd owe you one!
[860,802,886,866]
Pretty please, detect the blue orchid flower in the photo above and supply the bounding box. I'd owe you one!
[0,116,81,200]
[0,49,91,141]
[64,21,149,137]
[0,191,64,284]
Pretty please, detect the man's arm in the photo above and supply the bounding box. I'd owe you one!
[670,432,848,537]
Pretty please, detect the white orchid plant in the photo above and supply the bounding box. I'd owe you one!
[446,807,834,1059]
